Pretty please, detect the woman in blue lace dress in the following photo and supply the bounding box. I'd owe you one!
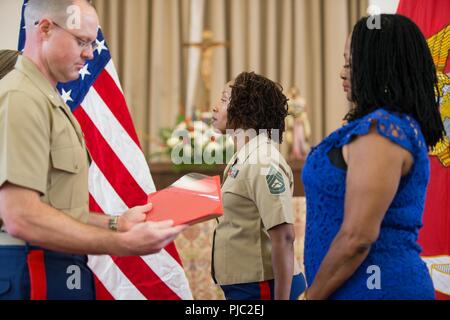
[302,14,445,300]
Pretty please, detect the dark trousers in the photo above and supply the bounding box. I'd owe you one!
[0,245,95,300]
[221,273,306,300]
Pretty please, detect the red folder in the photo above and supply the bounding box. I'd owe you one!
[146,173,224,226]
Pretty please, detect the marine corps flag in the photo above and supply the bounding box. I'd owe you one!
[397,0,450,300]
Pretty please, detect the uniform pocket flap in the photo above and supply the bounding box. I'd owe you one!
[51,146,80,174]
[222,178,248,196]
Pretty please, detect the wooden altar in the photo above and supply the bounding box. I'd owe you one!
[149,160,305,197]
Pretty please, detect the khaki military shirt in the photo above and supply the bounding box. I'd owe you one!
[0,56,90,245]
[212,133,295,285]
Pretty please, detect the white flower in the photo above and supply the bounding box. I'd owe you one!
[205,128,222,141]
[193,121,207,132]
[182,144,193,159]
[193,130,209,147]
[167,137,181,148]
[204,141,222,154]
[175,122,188,131]
[172,128,190,141]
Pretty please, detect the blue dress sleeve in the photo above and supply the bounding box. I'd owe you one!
[336,109,425,154]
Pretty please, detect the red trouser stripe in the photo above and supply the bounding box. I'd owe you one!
[259,281,271,300]
[27,250,47,300]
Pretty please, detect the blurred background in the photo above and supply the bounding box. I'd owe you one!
[0,0,398,158]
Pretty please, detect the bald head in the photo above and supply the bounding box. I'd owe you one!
[23,0,99,86]
[25,0,95,29]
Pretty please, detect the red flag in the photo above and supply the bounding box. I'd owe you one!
[397,0,450,300]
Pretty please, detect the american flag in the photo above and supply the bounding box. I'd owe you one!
[18,0,192,300]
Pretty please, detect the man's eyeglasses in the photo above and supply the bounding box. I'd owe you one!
[34,21,98,52]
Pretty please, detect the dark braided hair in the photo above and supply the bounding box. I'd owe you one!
[346,14,445,148]
[227,72,289,143]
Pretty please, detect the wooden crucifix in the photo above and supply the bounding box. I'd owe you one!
[184,30,230,113]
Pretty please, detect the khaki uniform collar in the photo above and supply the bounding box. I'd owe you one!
[15,55,66,109]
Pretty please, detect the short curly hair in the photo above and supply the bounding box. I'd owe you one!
[227,72,289,143]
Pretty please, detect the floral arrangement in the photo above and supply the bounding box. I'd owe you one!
[151,115,235,169]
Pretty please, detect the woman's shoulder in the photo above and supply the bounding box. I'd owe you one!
[363,108,418,126]
[336,108,427,154]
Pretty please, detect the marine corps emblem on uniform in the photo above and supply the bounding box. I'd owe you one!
[265,166,286,195]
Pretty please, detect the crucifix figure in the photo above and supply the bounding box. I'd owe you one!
[184,30,229,113]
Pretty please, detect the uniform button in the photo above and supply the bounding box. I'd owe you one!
[75,164,79,170]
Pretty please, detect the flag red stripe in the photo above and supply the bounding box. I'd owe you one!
[164,242,183,266]
[90,191,182,299]
[93,274,115,300]
[74,107,147,208]
[93,71,141,148]
[82,144,183,298]
[89,192,182,268]
[89,194,104,215]
[89,192,183,296]
[74,76,189,301]
[79,109,183,275]
[112,256,180,300]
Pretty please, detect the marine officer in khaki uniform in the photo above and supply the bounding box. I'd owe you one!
[0,0,185,300]
[211,72,306,300]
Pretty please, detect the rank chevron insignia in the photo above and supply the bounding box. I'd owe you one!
[266,166,286,195]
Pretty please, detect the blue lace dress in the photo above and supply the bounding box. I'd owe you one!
[303,108,435,300]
